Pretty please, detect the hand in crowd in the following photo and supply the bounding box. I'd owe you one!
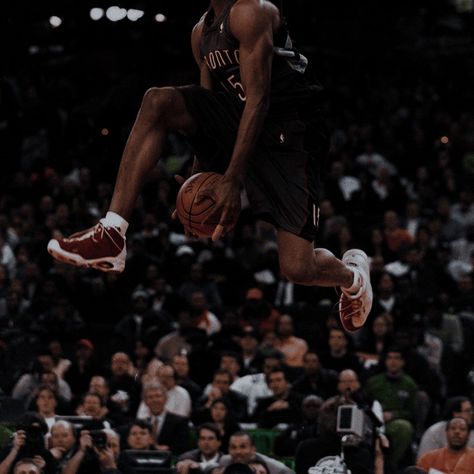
[12,430,26,453]
[94,447,117,470]
[268,400,289,411]
[176,459,200,474]
[32,456,46,471]
[78,430,93,453]
[50,447,66,460]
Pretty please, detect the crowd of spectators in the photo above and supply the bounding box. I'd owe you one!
[1,1,474,473]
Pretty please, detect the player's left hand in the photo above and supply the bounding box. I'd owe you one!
[197,175,241,241]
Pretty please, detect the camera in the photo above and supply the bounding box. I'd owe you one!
[336,405,373,446]
[19,425,46,458]
[89,430,107,449]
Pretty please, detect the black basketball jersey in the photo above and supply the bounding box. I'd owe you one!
[200,0,312,117]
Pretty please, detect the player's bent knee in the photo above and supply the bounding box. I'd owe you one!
[141,87,180,122]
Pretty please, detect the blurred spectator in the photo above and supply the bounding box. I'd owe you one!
[171,353,203,403]
[75,392,111,429]
[291,350,338,399]
[88,375,128,426]
[195,370,247,423]
[365,347,418,470]
[176,423,224,473]
[113,288,172,354]
[48,340,71,380]
[230,352,281,417]
[123,420,155,450]
[62,428,120,474]
[212,431,292,474]
[417,417,474,473]
[108,352,141,418]
[155,306,207,362]
[0,412,57,474]
[189,291,222,336]
[238,327,264,376]
[138,383,190,454]
[32,386,58,432]
[254,368,303,429]
[136,364,191,418]
[417,396,474,460]
[273,394,322,457]
[320,327,362,374]
[63,339,99,399]
[273,314,308,369]
[49,420,77,472]
[179,263,223,311]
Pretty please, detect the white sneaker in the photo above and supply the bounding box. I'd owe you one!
[339,249,373,332]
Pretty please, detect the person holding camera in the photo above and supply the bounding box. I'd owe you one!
[63,429,121,474]
[0,413,57,474]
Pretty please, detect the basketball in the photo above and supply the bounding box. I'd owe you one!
[175,172,240,238]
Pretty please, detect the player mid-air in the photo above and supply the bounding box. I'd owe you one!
[47,0,372,332]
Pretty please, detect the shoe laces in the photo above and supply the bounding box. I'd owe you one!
[340,296,363,320]
[67,221,123,252]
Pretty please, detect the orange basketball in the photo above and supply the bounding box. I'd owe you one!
[175,172,239,238]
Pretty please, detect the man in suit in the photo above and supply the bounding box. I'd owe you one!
[176,423,224,474]
[140,383,190,454]
[211,431,292,474]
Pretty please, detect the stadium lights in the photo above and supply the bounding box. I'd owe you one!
[49,16,62,28]
[154,13,167,23]
[127,9,145,21]
[106,6,127,22]
[90,8,105,21]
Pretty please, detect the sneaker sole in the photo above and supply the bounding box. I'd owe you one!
[47,239,125,273]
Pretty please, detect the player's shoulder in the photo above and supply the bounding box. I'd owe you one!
[230,0,280,35]
[192,11,208,36]
[230,0,279,22]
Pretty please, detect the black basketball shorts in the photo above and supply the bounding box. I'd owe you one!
[179,85,328,242]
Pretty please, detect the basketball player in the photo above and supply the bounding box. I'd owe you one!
[47,0,372,331]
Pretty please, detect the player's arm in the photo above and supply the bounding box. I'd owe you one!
[191,18,213,90]
[204,1,278,240]
[224,0,276,182]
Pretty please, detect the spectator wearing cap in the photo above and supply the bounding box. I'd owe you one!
[239,327,264,376]
[113,287,172,354]
[64,339,100,399]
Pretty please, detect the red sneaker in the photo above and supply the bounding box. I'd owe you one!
[47,220,126,273]
[339,249,373,332]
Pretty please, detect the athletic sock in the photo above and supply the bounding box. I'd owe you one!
[342,268,363,295]
[103,211,129,236]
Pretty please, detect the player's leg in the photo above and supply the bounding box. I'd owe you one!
[277,230,353,287]
[47,87,196,272]
[109,87,197,220]
[277,229,372,332]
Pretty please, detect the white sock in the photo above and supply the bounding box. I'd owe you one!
[103,211,129,236]
[342,268,362,294]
